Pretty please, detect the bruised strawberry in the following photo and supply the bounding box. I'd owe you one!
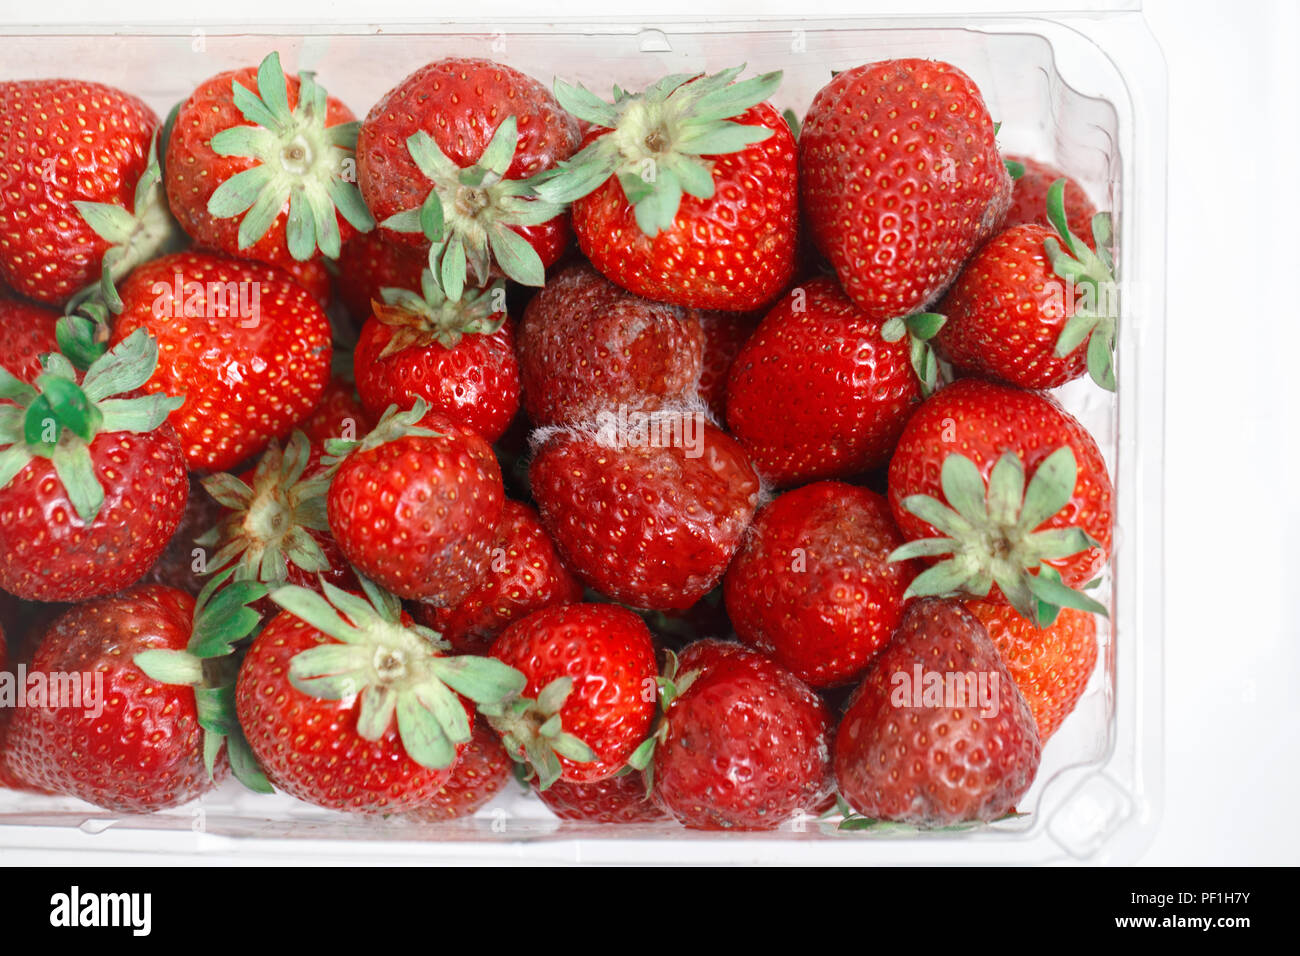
[695,309,759,422]
[336,231,427,326]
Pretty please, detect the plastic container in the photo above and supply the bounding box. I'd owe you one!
[0,11,1167,864]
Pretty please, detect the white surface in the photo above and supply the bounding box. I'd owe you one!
[0,0,1294,866]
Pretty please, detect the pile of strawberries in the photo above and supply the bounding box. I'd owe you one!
[0,52,1117,832]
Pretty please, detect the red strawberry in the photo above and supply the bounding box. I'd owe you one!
[236,579,526,814]
[515,263,704,427]
[724,482,916,688]
[485,603,658,788]
[403,721,513,822]
[966,600,1098,742]
[651,639,833,830]
[279,257,333,310]
[353,274,520,443]
[725,276,920,487]
[298,373,372,446]
[0,299,60,383]
[141,474,225,596]
[887,378,1113,623]
[538,67,797,312]
[935,182,1118,390]
[834,598,1041,826]
[336,231,426,325]
[110,250,333,472]
[411,499,583,655]
[0,581,270,812]
[530,412,760,611]
[536,770,669,825]
[357,58,578,298]
[1003,156,1098,242]
[0,79,174,307]
[326,403,504,604]
[800,59,1012,322]
[0,331,188,602]
[695,309,759,422]
[166,52,372,265]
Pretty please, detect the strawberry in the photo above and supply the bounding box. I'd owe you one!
[353,273,519,443]
[141,475,225,596]
[650,639,833,830]
[965,599,1098,742]
[800,59,1012,322]
[0,331,188,602]
[1,577,270,812]
[298,372,372,446]
[887,378,1113,624]
[0,78,176,308]
[537,67,798,312]
[834,598,1041,827]
[535,770,669,825]
[935,181,1119,390]
[411,499,583,655]
[402,721,513,822]
[485,603,658,788]
[325,402,504,605]
[515,263,704,427]
[1002,156,1098,242]
[529,411,760,611]
[357,57,578,299]
[0,299,60,383]
[695,309,759,422]
[109,250,333,472]
[725,276,920,487]
[236,578,525,814]
[279,257,333,311]
[336,231,427,326]
[165,51,373,265]
[724,482,916,688]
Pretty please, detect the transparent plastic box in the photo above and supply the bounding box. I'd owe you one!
[0,11,1167,864]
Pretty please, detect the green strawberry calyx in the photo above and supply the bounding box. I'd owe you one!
[198,430,333,588]
[270,575,527,771]
[1043,178,1118,391]
[372,271,508,354]
[322,398,440,468]
[534,65,783,237]
[66,129,184,342]
[205,51,375,261]
[888,447,1108,627]
[134,567,274,793]
[381,115,564,300]
[0,329,182,523]
[881,312,947,397]
[480,675,598,791]
[623,648,701,796]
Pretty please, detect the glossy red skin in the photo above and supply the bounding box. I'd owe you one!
[327,415,504,604]
[0,80,156,306]
[403,721,512,822]
[834,598,1041,826]
[726,276,920,487]
[724,482,917,688]
[536,770,669,824]
[490,603,658,784]
[800,59,1012,321]
[516,263,704,427]
[966,600,1098,742]
[298,375,373,445]
[336,232,427,326]
[0,299,60,383]
[1002,156,1098,245]
[0,427,188,602]
[237,609,467,814]
[357,57,579,261]
[935,224,1090,389]
[530,418,760,611]
[653,639,832,830]
[167,66,359,265]
[573,101,798,312]
[887,379,1113,591]
[354,314,520,444]
[1,586,224,812]
[695,309,759,422]
[278,257,333,310]
[111,251,333,472]
[412,499,583,655]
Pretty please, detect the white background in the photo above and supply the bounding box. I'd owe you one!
[1,0,1295,866]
